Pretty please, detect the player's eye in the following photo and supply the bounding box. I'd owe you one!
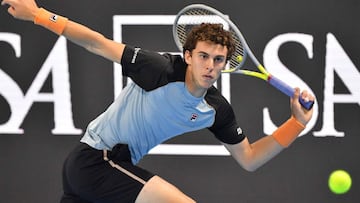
[214,56,225,64]
[199,53,209,59]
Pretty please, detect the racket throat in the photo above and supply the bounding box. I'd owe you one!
[266,74,273,82]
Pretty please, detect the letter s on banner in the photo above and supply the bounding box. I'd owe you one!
[0,35,82,135]
[262,33,318,136]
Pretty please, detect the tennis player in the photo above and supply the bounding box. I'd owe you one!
[2,0,314,202]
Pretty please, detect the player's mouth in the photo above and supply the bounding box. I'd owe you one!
[202,74,214,80]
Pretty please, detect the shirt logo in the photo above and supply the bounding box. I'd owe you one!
[237,127,243,135]
[131,47,141,64]
[190,113,198,122]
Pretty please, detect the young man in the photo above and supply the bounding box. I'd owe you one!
[2,0,314,202]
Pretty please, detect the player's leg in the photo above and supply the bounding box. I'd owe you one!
[104,145,196,202]
[135,175,196,203]
[61,143,144,202]
[62,143,195,202]
[60,150,92,203]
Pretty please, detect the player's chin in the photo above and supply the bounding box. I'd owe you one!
[200,80,216,89]
[201,76,218,86]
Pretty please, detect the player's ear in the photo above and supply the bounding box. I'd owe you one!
[184,50,192,65]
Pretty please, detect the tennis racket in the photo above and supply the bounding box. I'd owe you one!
[173,4,314,110]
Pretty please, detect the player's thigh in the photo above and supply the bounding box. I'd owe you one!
[135,175,196,203]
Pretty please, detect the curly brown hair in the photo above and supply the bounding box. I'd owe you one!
[183,23,235,61]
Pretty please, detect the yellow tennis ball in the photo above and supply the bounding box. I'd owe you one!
[236,55,243,62]
[328,170,352,194]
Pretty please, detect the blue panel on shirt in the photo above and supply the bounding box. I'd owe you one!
[81,82,215,164]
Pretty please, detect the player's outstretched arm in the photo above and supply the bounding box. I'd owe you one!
[2,0,125,63]
[224,88,314,172]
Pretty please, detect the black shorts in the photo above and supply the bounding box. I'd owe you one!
[61,143,154,203]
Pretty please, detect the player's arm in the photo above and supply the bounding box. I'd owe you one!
[223,136,283,172]
[2,0,125,63]
[224,89,314,171]
[63,20,125,63]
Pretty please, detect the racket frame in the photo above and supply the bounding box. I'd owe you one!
[173,4,314,110]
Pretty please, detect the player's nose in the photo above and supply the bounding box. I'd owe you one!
[205,59,214,71]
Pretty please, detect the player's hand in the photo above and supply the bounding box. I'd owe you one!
[291,88,314,126]
[1,0,39,21]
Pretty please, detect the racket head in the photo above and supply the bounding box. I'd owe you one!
[173,4,248,73]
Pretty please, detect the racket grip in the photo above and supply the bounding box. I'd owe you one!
[268,76,314,110]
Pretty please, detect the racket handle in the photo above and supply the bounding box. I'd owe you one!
[268,76,314,110]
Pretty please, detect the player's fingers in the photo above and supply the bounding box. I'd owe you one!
[300,90,308,102]
[300,90,314,103]
[1,0,13,6]
[290,87,300,108]
[2,0,16,17]
[7,5,15,16]
[293,87,300,99]
[1,0,6,5]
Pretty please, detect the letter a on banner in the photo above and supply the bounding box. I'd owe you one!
[0,36,82,135]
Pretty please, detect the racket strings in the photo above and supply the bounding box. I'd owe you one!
[176,8,220,46]
[175,7,245,71]
[229,31,244,70]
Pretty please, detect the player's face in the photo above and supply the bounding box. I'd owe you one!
[184,40,228,97]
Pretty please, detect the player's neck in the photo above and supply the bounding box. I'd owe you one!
[185,69,208,98]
